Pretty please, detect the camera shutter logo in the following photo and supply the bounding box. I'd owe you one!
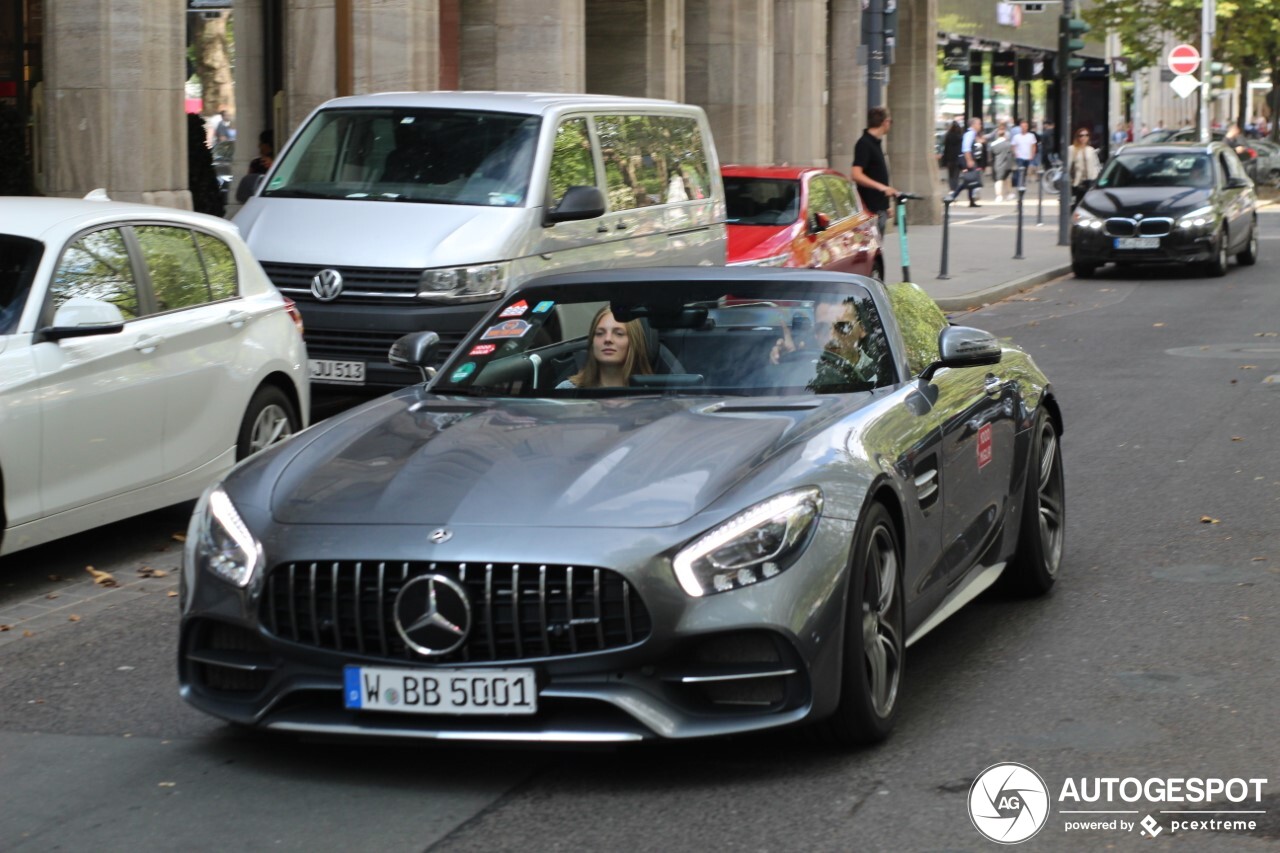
[311,268,344,302]
[968,762,1051,844]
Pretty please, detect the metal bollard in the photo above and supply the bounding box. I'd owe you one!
[938,193,956,279]
[1014,186,1026,260]
[1036,167,1044,226]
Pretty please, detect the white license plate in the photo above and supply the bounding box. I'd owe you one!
[1114,236,1160,250]
[309,358,365,385]
[343,666,537,715]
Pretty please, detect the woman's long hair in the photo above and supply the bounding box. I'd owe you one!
[569,306,653,388]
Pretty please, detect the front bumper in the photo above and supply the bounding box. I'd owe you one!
[178,519,856,742]
[1071,227,1218,266]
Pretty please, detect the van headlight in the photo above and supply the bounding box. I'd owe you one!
[1176,206,1218,232]
[418,262,510,302]
[672,488,822,597]
[195,487,264,588]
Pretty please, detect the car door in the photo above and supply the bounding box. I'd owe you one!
[31,226,167,515]
[1217,149,1254,250]
[531,115,612,275]
[131,223,249,475]
[930,358,1018,582]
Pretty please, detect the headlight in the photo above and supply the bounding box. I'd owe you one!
[196,487,264,588]
[1177,206,1218,231]
[727,252,792,268]
[1072,208,1103,230]
[672,488,822,597]
[417,262,509,302]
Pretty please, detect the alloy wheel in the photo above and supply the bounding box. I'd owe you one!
[861,523,902,718]
[248,403,293,454]
[1035,425,1065,577]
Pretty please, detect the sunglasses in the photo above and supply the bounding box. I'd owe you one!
[833,320,858,336]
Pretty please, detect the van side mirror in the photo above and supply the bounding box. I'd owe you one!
[920,326,1002,380]
[388,331,440,383]
[1226,175,1251,189]
[38,297,127,342]
[544,186,607,225]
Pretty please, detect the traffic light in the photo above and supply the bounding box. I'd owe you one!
[1058,15,1091,75]
[1209,62,1226,87]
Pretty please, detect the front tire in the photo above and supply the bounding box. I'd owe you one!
[1204,229,1229,277]
[1001,411,1065,596]
[1072,261,1096,279]
[813,502,904,746]
[1237,221,1259,266]
[236,385,298,461]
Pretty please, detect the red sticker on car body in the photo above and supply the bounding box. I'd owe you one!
[499,300,529,318]
[977,423,993,469]
[468,344,497,356]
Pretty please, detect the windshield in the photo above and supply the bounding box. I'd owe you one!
[264,108,541,206]
[1097,152,1214,189]
[0,235,43,335]
[431,279,896,399]
[724,177,801,225]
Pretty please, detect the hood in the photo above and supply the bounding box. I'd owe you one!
[1082,186,1212,219]
[233,198,528,268]
[727,223,799,264]
[269,394,848,528]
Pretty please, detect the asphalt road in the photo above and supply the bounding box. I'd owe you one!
[2,214,1278,852]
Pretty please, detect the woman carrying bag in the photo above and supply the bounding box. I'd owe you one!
[989,124,1013,202]
[1069,128,1102,207]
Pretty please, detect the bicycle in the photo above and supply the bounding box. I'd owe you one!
[1040,153,1064,192]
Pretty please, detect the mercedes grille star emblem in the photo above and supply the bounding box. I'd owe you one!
[393,574,471,656]
[429,528,452,544]
[310,268,344,301]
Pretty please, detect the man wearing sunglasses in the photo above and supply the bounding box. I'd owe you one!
[767,298,879,389]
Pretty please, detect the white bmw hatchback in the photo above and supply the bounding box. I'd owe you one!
[0,196,309,557]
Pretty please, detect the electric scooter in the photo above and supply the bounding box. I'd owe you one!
[892,192,923,283]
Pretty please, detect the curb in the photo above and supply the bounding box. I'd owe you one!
[934,264,1074,314]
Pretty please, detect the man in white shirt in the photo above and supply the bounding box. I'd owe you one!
[1011,119,1037,190]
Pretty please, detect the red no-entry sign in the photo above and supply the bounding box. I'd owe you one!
[1168,44,1201,76]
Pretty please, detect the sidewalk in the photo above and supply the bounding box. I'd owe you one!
[881,191,1073,314]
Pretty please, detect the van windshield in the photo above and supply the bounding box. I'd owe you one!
[263,108,541,206]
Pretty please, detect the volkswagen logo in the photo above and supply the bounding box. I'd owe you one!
[429,528,453,545]
[393,574,471,656]
[311,268,344,301]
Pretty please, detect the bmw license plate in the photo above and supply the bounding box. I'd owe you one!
[309,358,365,385]
[343,666,537,715]
[1114,236,1160,250]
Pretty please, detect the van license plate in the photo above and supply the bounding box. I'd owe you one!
[309,359,365,385]
[1114,237,1160,250]
[343,666,537,715]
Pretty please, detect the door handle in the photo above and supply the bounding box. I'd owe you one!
[615,220,629,230]
[133,335,165,353]
[226,310,250,328]
[984,375,1003,395]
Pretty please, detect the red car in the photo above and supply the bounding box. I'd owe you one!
[723,165,883,279]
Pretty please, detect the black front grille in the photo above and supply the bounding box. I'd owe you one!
[1137,218,1173,236]
[260,262,422,305]
[1105,218,1136,237]
[260,561,652,663]
[304,328,467,364]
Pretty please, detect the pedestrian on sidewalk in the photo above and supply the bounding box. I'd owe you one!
[1068,127,1101,208]
[941,117,963,192]
[1011,118,1037,190]
[959,117,985,207]
[989,124,1013,202]
[852,106,900,235]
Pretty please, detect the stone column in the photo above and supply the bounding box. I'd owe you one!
[827,0,865,173]
[461,0,585,92]
[888,0,939,225]
[287,1,339,133]
[585,0,683,101]
[350,0,439,93]
[40,0,188,206]
[685,0,773,165]
[773,0,827,166]
[228,0,267,218]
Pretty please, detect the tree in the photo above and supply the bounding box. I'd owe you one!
[191,11,235,121]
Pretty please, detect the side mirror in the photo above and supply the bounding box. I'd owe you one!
[38,297,127,342]
[809,211,831,233]
[920,326,1002,380]
[1226,175,1251,189]
[544,185,607,225]
[388,331,441,383]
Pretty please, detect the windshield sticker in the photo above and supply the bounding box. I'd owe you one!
[499,300,529,318]
[532,300,555,314]
[450,362,477,382]
[481,319,532,340]
[468,343,497,357]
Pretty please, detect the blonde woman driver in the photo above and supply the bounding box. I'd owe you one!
[557,306,654,388]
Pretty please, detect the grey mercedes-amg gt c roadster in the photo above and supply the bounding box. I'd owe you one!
[179,268,1065,745]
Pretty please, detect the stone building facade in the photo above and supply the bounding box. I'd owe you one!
[10,0,945,223]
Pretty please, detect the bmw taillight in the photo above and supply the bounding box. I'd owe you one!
[283,297,304,335]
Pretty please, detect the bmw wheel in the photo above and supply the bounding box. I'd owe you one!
[1237,221,1259,266]
[236,385,298,461]
[1002,411,1065,596]
[1205,229,1229,277]
[1071,261,1096,279]
[815,501,904,746]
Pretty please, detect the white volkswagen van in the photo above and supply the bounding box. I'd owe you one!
[234,91,726,390]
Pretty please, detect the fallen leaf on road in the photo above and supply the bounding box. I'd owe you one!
[1231,436,1244,442]
[1241,365,1257,370]
[68,614,81,622]
[1230,379,1238,385]
[45,593,58,600]
[1255,331,1277,337]
[1200,516,1221,524]
[158,782,176,787]
[0,625,10,632]
[171,533,187,543]
[22,630,34,638]
[167,591,179,598]
[137,567,168,579]
[1253,556,1267,562]
[85,566,117,587]
[47,574,63,582]
[1153,322,1166,327]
